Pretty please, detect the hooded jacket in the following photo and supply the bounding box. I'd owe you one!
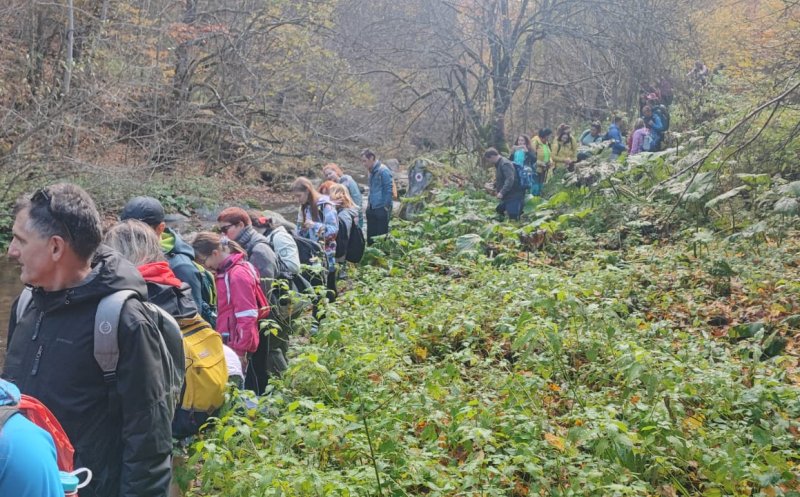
[138,261,197,320]
[3,247,172,497]
[216,253,266,357]
[161,228,205,316]
[235,226,278,294]
[0,380,63,497]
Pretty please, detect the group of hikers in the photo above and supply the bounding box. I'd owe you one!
[485,93,672,220]
[0,149,395,497]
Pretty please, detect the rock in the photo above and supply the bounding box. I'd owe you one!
[164,213,191,230]
[261,210,295,231]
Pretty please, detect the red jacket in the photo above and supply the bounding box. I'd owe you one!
[215,253,269,356]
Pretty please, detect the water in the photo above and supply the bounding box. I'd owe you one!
[0,258,23,370]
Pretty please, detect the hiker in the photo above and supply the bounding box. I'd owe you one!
[4,183,173,497]
[579,121,603,146]
[484,147,525,220]
[191,233,268,381]
[0,379,63,497]
[553,124,577,169]
[120,196,216,326]
[292,176,338,294]
[103,220,227,436]
[323,162,364,220]
[362,148,394,245]
[642,105,665,151]
[217,207,278,294]
[249,213,301,279]
[532,128,554,185]
[606,116,627,160]
[629,118,649,155]
[659,77,674,106]
[688,60,709,86]
[218,207,287,393]
[510,134,536,168]
[328,183,361,277]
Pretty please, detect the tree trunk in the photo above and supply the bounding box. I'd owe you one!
[63,0,74,96]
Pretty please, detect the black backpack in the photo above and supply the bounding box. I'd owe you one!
[346,223,365,263]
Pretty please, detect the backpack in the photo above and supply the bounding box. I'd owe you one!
[172,314,227,439]
[16,288,185,421]
[653,104,670,131]
[0,394,75,472]
[346,223,365,263]
[194,261,218,328]
[513,161,534,190]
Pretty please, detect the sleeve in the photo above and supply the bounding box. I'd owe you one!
[227,266,260,355]
[339,210,354,237]
[251,244,277,283]
[116,303,172,497]
[499,162,516,196]
[172,259,204,316]
[314,204,339,240]
[382,167,393,210]
[275,231,301,275]
[652,115,664,132]
[526,150,537,166]
[7,297,18,350]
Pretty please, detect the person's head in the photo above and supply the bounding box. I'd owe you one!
[103,219,166,266]
[318,180,337,195]
[538,128,553,142]
[328,183,355,209]
[8,184,102,290]
[291,176,323,222]
[557,124,572,142]
[695,60,704,69]
[217,207,251,241]
[247,210,272,232]
[191,232,245,271]
[634,118,645,130]
[120,196,166,236]
[613,115,623,126]
[322,163,343,182]
[643,105,653,117]
[516,135,531,148]
[483,147,502,165]
[590,121,602,136]
[360,149,377,170]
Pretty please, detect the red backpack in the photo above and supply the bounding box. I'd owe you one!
[0,394,75,472]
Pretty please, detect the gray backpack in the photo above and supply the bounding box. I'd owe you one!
[16,288,185,418]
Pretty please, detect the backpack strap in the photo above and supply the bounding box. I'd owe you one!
[0,405,19,431]
[94,290,138,386]
[15,287,33,322]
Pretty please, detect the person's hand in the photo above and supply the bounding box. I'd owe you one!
[303,219,315,230]
[496,193,503,199]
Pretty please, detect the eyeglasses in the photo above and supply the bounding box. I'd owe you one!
[218,224,234,234]
[31,188,74,242]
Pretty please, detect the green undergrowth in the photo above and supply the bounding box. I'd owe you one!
[184,189,800,497]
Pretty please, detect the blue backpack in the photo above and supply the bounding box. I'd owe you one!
[513,162,534,190]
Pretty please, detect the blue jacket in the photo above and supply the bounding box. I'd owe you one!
[0,380,63,497]
[647,113,664,137]
[367,162,394,211]
[606,124,627,155]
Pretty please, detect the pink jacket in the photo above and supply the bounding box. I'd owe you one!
[215,252,268,356]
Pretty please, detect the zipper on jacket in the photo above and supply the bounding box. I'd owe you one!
[31,311,44,341]
[31,345,43,376]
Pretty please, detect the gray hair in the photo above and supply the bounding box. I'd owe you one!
[103,219,166,266]
[14,183,102,261]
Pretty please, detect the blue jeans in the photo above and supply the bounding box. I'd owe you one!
[496,193,524,220]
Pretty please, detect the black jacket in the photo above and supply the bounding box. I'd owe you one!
[3,247,172,497]
[494,157,524,198]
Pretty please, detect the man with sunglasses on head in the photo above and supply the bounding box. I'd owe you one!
[120,196,211,324]
[3,184,173,497]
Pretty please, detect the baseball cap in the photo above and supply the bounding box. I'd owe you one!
[120,196,165,226]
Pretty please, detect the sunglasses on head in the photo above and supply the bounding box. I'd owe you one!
[31,188,74,242]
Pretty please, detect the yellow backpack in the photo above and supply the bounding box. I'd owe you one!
[172,314,227,438]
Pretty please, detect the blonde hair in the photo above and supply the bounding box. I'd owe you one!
[104,219,165,266]
[191,232,246,259]
[328,183,355,209]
